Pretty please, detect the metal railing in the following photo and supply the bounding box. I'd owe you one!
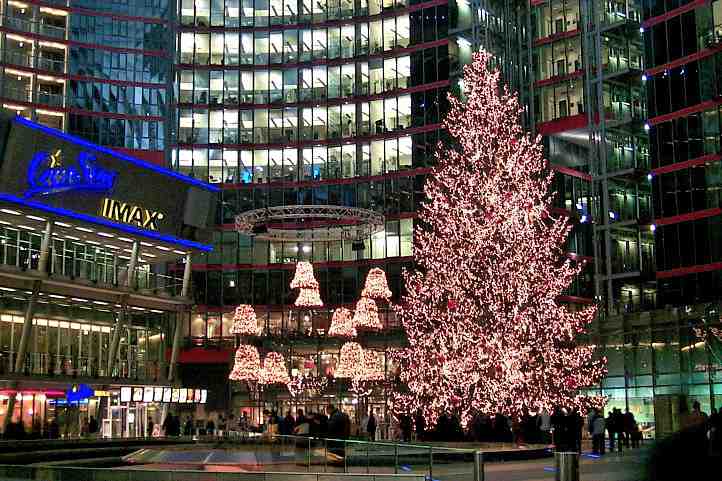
[1,15,66,38]
[0,465,424,481]
[0,350,164,382]
[0,247,183,297]
[149,433,483,481]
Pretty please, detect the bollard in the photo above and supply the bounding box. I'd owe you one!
[473,450,484,481]
[554,452,580,481]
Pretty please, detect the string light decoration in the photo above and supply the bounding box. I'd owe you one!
[361,267,392,302]
[290,261,324,307]
[358,349,385,382]
[352,296,382,330]
[229,345,260,382]
[290,261,319,289]
[287,374,330,398]
[335,342,364,378]
[260,351,290,385]
[230,304,258,336]
[391,51,607,426]
[295,287,324,308]
[328,307,357,338]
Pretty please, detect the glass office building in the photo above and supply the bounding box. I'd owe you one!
[151,0,722,436]
[0,0,173,163]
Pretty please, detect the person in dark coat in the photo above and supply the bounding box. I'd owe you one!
[367,410,377,441]
[415,409,426,441]
[623,408,636,448]
[88,416,99,434]
[400,414,413,442]
[280,411,295,435]
[184,416,194,436]
[326,404,350,457]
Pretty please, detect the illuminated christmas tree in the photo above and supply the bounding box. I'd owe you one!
[230,304,258,336]
[328,307,357,338]
[393,51,606,424]
[229,345,261,382]
[260,351,290,385]
[358,349,385,382]
[352,296,382,330]
[361,267,392,302]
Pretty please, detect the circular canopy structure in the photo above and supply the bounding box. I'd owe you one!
[235,205,385,242]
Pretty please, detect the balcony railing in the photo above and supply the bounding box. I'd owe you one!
[0,247,184,298]
[1,15,66,39]
[2,51,66,73]
[0,350,164,382]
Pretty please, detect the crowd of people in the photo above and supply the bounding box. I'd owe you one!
[588,407,642,455]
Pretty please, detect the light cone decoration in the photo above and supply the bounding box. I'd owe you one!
[260,351,290,385]
[352,296,382,330]
[290,261,324,307]
[295,287,324,308]
[335,342,364,378]
[230,304,258,336]
[359,349,385,381]
[229,345,260,382]
[290,261,319,289]
[328,307,357,338]
[361,267,392,302]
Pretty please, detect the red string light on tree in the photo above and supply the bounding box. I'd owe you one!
[328,307,357,338]
[335,342,364,378]
[229,345,260,382]
[358,349,385,381]
[391,51,607,426]
[260,351,290,385]
[230,304,258,336]
[361,267,392,302]
[352,296,382,330]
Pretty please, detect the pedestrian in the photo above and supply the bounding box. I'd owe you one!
[592,409,606,455]
[414,409,426,441]
[367,409,377,441]
[184,416,194,436]
[623,408,636,448]
[606,411,616,452]
[206,417,215,436]
[281,411,295,435]
[327,404,350,457]
[88,416,99,435]
[538,408,552,444]
[400,414,412,442]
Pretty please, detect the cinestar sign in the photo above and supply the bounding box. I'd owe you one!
[25,149,117,198]
[100,197,166,231]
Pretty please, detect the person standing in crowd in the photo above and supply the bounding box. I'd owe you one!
[281,411,295,435]
[708,407,721,457]
[623,408,636,448]
[205,416,216,436]
[538,408,552,444]
[184,416,194,436]
[415,409,426,442]
[367,409,377,441]
[147,420,154,438]
[591,409,606,455]
[400,414,413,442]
[605,411,616,452]
[88,416,98,435]
[327,404,350,457]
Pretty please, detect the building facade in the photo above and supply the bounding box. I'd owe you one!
[0,0,174,164]
[0,114,216,437]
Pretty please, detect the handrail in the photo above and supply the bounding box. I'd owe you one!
[0,465,425,481]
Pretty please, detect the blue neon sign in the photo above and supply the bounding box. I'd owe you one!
[25,149,117,198]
